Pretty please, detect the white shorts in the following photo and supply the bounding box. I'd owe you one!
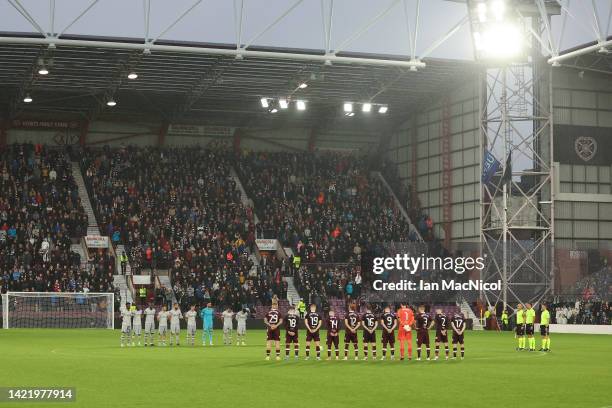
[187,325,196,336]
[133,325,142,335]
[121,324,132,334]
[223,324,233,333]
[159,325,167,334]
[237,325,246,335]
[145,321,155,333]
[170,323,180,334]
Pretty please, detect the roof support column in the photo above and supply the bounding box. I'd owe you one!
[0,121,7,150]
[307,128,317,152]
[158,122,169,147]
[79,120,90,146]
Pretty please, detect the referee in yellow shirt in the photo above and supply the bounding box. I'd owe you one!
[525,303,536,351]
[539,304,551,352]
[515,303,526,350]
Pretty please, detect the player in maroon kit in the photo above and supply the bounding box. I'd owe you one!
[343,303,360,360]
[415,305,433,361]
[264,300,283,360]
[304,304,322,360]
[326,310,341,360]
[380,305,397,360]
[434,308,450,361]
[284,306,300,360]
[362,305,378,361]
[451,312,466,359]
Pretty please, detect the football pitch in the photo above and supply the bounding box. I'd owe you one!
[0,330,610,408]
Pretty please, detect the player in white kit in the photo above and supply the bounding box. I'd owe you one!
[222,308,235,345]
[120,303,133,347]
[157,305,170,346]
[131,305,143,346]
[143,303,156,346]
[185,305,198,346]
[235,308,248,346]
[169,303,183,346]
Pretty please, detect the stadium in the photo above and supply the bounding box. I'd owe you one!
[0,0,610,407]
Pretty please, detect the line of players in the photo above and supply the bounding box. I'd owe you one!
[264,300,466,361]
[119,302,249,347]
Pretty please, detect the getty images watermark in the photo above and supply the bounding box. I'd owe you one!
[359,241,501,303]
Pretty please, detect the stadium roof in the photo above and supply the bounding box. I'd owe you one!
[0,0,609,134]
[0,36,478,133]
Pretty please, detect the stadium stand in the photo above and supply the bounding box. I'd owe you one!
[0,143,110,292]
[236,150,418,263]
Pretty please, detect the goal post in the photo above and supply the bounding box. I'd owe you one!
[2,292,114,329]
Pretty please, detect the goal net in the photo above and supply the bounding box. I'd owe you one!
[2,292,114,329]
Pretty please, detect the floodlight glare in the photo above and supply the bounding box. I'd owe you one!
[298,82,308,89]
[270,108,278,113]
[106,99,117,107]
[344,112,355,117]
[477,3,487,22]
[127,72,138,80]
[478,22,523,58]
[378,106,388,114]
[279,99,289,109]
[260,98,269,108]
[491,0,505,21]
[362,103,372,113]
[23,94,33,103]
[38,67,49,75]
[343,102,353,112]
[296,100,306,111]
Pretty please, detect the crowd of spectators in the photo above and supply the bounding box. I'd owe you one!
[81,145,286,310]
[236,150,418,264]
[0,143,112,294]
[293,263,362,305]
[550,300,610,325]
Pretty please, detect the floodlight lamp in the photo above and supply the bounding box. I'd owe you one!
[106,99,117,107]
[343,102,353,112]
[260,98,269,108]
[296,100,306,111]
[279,99,289,109]
[38,66,49,75]
[270,108,278,113]
[362,103,372,112]
[378,106,388,114]
[298,82,308,89]
[23,94,33,103]
[127,72,138,80]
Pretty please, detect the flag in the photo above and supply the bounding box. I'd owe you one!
[482,149,500,185]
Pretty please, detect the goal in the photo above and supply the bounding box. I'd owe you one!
[2,292,114,329]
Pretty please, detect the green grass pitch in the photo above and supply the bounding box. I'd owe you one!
[0,329,610,408]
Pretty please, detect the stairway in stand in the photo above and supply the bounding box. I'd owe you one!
[71,161,100,236]
[283,277,301,306]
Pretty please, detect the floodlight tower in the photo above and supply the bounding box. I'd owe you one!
[471,0,560,311]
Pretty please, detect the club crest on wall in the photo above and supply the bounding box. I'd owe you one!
[574,136,597,162]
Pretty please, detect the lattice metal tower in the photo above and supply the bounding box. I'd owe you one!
[478,2,556,311]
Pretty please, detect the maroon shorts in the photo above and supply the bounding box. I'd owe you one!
[285,332,299,344]
[267,328,280,341]
[306,330,320,342]
[382,330,395,346]
[435,331,448,343]
[417,330,430,346]
[344,331,358,344]
[363,330,376,344]
[452,332,464,344]
[326,335,339,348]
